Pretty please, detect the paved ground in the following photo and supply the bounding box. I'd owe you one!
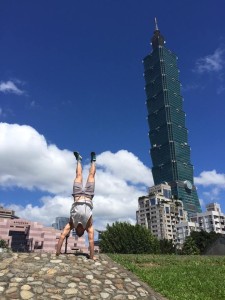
[0,251,168,300]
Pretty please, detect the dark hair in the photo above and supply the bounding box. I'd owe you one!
[76,223,85,237]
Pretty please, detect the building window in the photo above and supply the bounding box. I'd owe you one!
[150,198,156,206]
[165,207,170,214]
[163,189,171,199]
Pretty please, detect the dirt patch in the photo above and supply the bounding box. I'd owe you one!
[137,262,159,268]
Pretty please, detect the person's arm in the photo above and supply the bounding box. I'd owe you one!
[86,218,96,259]
[56,222,72,256]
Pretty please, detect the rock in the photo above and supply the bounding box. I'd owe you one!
[20,290,34,299]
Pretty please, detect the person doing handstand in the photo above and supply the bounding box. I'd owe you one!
[56,151,96,259]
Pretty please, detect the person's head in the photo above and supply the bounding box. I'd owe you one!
[76,223,85,237]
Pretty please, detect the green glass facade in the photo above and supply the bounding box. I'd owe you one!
[143,22,201,217]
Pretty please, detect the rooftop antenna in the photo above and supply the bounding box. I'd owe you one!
[154,17,159,31]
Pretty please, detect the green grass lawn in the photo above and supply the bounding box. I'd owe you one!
[108,254,225,300]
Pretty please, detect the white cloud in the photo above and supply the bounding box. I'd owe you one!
[0,107,8,119]
[195,171,225,213]
[195,170,225,188]
[0,80,25,95]
[194,48,224,73]
[182,83,205,92]
[0,123,74,194]
[8,196,72,226]
[202,187,221,202]
[0,122,153,229]
[97,150,152,186]
[7,190,141,230]
[30,100,36,107]
[199,198,206,209]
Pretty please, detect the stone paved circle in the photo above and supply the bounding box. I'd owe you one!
[0,252,167,300]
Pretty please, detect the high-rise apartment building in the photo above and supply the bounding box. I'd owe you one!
[136,183,187,241]
[175,203,225,248]
[143,19,201,217]
[191,203,225,234]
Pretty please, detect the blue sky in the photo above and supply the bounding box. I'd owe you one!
[0,1,225,231]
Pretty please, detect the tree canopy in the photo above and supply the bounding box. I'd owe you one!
[182,230,222,254]
[159,238,176,254]
[99,222,160,254]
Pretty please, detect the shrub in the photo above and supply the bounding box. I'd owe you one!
[0,239,8,249]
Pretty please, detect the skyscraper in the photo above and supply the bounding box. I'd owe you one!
[52,217,69,231]
[143,19,201,217]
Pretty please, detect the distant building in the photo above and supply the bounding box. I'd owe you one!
[0,206,86,253]
[52,217,69,230]
[137,185,225,247]
[175,203,225,248]
[175,221,200,249]
[191,203,225,234]
[94,229,104,247]
[136,183,187,242]
[52,216,77,238]
[0,206,19,219]
[142,19,201,217]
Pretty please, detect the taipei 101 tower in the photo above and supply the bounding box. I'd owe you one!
[143,19,201,217]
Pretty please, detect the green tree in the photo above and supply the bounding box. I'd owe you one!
[159,238,175,254]
[182,236,200,255]
[190,230,222,254]
[99,222,160,254]
[182,230,222,255]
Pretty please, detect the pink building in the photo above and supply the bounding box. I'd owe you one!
[0,217,87,253]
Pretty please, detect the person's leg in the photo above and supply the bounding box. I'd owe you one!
[87,152,96,183]
[84,152,96,198]
[73,151,83,184]
[56,222,73,256]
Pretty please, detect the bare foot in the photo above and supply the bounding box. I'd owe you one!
[91,256,98,261]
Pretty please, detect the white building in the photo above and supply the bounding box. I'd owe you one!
[175,221,200,248]
[137,186,225,247]
[175,203,225,248]
[136,183,188,242]
[190,203,225,235]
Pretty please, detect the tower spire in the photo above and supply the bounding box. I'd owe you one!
[151,17,165,50]
[154,17,159,31]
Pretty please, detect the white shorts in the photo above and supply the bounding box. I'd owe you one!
[70,200,92,229]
